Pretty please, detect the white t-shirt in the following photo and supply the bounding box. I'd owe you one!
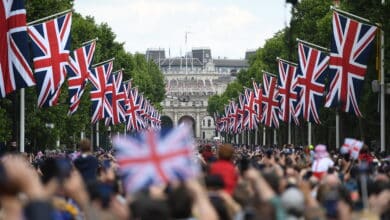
[312,157,334,172]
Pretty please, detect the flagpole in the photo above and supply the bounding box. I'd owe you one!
[379,14,385,152]
[273,129,277,145]
[296,38,330,52]
[263,126,266,146]
[92,58,115,68]
[336,111,340,149]
[27,9,72,25]
[288,123,291,144]
[96,121,100,149]
[330,6,379,27]
[19,88,25,152]
[276,57,298,66]
[308,122,312,146]
[82,37,98,46]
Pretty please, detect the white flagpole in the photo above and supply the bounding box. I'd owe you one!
[27,9,72,26]
[96,121,100,148]
[336,111,340,149]
[380,14,385,152]
[308,122,312,146]
[263,127,266,146]
[273,129,277,145]
[288,123,291,144]
[19,88,25,152]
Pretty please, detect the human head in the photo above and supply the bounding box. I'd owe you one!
[79,139,92,153]
[314,144,329,159]
[218,143,234,161]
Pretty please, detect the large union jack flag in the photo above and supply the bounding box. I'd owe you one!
[252,80,263,125]
[0,0,35,98]
[277,59,300,125]
[261,73,279,128]
[105,70,126,126]
[89,61,113,124]
[28,13,72,107]
[66,41,96,115]
[325,12,377,117]
[296,43,329,124]
[114,124,199,193]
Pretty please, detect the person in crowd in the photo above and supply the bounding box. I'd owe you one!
[73,139,99,183]
[311,144,334,180]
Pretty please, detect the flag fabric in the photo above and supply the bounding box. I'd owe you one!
[125,87,143,132]
[113,124,199,193]
[243,88,258,130]
[296,43,329,124]
[236,94,246,132]
[253,80,264,126]
[228,101,239,134]
[261,73,280,128]
[105,70,126,125]
[66,41,96,115]
[0,0,35,97]
[341,138,364,160]
[277,59,300,125]
[325,12,377,117]
[89,61,113,124]
[27,13,72,107]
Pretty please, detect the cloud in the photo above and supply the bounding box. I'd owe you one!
[74,0,290,58]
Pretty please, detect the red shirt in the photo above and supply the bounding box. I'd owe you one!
[209,160,238,194]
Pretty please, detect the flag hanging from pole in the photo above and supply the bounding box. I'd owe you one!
[89,61,113,124]
[277,59,300,125]
[325,11,377,117]
[105,70,126,126]
[27,12,72,107]
[0,0,35,98]
[296,42,329,124]
[261,73,279,128]
[66,41,96,115]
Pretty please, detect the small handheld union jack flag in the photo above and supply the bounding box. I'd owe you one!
[113,124,199,193]
[28,13,72,107]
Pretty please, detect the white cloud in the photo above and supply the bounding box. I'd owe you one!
[74,0,290,58]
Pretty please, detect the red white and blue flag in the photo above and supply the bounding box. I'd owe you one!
[105,70,126,125]
[0,0,35,97]
[89,61,113,123]
[277,59,300,125]
[125,87,143,132]
[296,43,329,124]
[113,124,199,193]
[66,41,96,115]
[325,12,377,117]
[235,94,246,132]
[261,73,280,128]
[28,13,72,107]
[252,80,263,124]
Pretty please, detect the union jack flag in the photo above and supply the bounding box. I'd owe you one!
[325,12,377,117]
[236,93,246,132]
[0,0,35,97]
[253,80,264,125]
[105,70,126,126]
[28,13,72,107]
[113,124,199,193]
[296,43,329,124]
[89,61,113,124]
[125,87,144,132]
[243,88,259,130]
[261,73,279,128]
[66,41,96,115]
[227,100,239,134]
[277,59,300,125]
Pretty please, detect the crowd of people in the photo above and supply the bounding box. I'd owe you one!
[0,138,389,220]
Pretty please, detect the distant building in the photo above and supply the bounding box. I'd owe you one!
[148,47,249,140]
[245,49,257,60]
[145,48,165,63]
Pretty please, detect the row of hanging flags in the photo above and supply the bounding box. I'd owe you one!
[1,0,161,132]
[215,9,379,134]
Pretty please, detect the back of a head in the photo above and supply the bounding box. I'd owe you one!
[218,143,234,161]
[79,139,92,153]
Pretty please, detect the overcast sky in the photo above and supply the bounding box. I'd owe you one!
[74,0,292,59]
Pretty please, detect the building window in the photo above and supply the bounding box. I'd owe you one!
[208,119,211,127]
[203,120,205,126]
[203,132,205,139]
